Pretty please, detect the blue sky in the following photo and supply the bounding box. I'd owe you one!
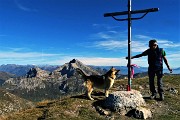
[0,0,179,68]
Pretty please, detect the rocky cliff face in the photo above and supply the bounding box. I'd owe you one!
[4,67,51,91]
[26,67,50,79]
[50,59,100,95]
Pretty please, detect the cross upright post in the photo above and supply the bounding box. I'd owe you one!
[127,0,132,91]
[104,0,159,91]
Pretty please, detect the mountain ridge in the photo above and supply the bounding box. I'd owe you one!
[0,62,179,77]
[1,59,100,101]
[0,59,179,102]
[1,59,179,101]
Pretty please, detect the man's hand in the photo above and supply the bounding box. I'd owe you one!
[126,56,133,60]
[163,56,172,73]
[169,68,173,73]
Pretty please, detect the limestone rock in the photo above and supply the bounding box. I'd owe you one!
[104,90,146,115]
[95,106,109,115]
[126,107,152,119]
[104,90,152,119]
[167,87,178,94]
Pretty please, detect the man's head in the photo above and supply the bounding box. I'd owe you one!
[149,39,158,50]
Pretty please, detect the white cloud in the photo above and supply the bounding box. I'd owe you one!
[94,40,127,50]
[83,28,180,68]
[90,30,180,53]
[53,56,128,66]
[157,40,180,48]
[51,56,149,67]
[98,32,112,39]
[90,31,150,52]
[78,57,127,66]
[8,47,29,52]
[166,53,180,61]
[166,53,180,68]
[0,50,179,68]
[14,0,37,12]
[92,24,121,30]
[92,39,148,52]
[135,35,152,40]
[0,51,60,65]
[0,52,58,58]
[131,41,148,52]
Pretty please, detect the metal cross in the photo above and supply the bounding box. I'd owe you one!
[104,0,159,91]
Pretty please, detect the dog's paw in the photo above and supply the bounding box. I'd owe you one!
[89,97,94,100]
[105,95,109,98]
[105,93,109,98]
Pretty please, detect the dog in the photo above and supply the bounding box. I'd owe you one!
[76,67,120,100]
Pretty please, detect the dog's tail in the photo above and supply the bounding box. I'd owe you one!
[76,68,88,79]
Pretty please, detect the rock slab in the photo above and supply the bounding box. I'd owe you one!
[104,90,152,119]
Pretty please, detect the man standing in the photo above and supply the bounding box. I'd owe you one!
[127,39,172,101]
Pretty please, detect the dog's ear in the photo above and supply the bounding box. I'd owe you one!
[115,70,120,75]
[111,66,115,71]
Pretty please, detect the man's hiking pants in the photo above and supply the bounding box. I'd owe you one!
[148,69,163,95]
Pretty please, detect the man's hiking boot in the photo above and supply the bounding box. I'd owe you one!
[159,93,164,101]
[150,94,157,100]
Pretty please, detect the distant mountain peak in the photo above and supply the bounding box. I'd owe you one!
[51,59,99,78]
[69,59,84,66]
[69,59,78,63]
[26,67,49,78]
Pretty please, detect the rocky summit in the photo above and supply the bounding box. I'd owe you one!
[51,59,99,78]
[26,67,50,79]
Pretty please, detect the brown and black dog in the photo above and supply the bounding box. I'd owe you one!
[76,67,120,100]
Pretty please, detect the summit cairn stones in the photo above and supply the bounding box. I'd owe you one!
[104,90,152,119]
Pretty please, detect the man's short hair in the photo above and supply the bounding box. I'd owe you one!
[149,39,157,47]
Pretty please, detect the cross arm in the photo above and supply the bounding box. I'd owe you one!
[104,8,159,17]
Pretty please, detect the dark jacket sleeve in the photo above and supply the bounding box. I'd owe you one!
[132,49,148,58]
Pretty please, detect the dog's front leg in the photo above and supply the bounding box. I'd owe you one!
[86,81,94,100]
[87,88,94,100]
[105,89,109,98]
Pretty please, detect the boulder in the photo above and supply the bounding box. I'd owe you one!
[104,90,152,119]
[126,106,152,119]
